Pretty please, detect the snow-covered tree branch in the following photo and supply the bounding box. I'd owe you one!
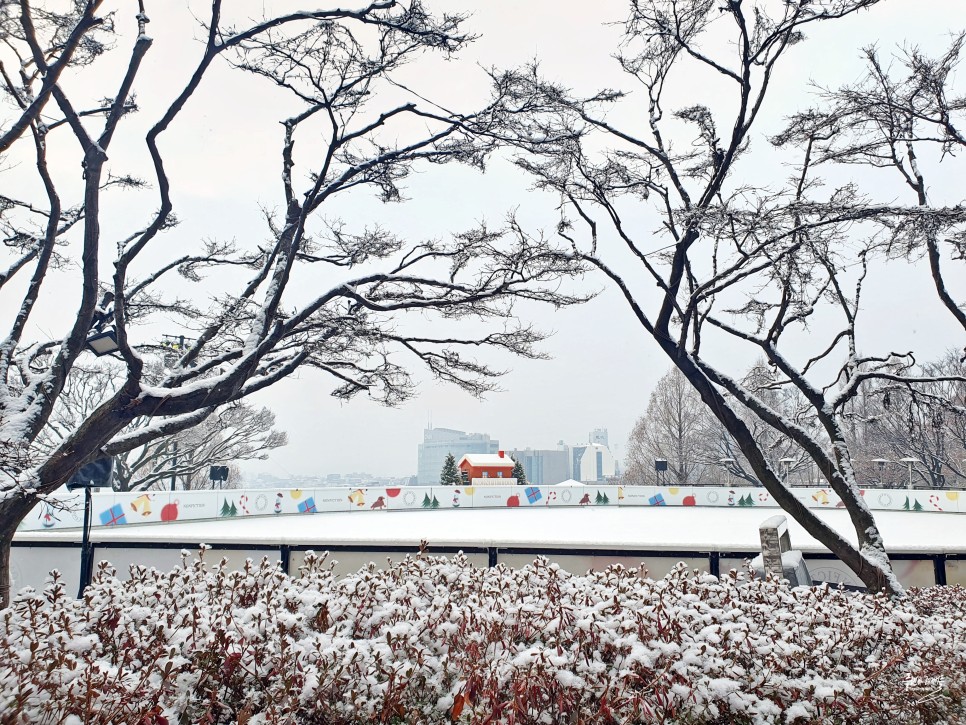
[0,1,587,605]
[494,0,965,594]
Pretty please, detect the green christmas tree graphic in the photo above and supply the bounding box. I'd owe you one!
[738,494,755,507]
[220,499,237,517]
[430,494,440,509]
[913,499,923,512]
[595,491,609,505]
[422,493,432,508]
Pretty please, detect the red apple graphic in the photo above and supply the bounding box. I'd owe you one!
[161,501,179,522]
[683,495,696,507]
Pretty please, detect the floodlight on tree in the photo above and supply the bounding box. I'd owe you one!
[84,329,120,356]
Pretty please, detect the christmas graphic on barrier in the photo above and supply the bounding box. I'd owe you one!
[298,498,317,514]
[98,504,127,526]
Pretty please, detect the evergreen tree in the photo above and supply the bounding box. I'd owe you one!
[511,457,527,485]
[440,453,460,486]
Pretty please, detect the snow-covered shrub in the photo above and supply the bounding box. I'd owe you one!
[0,550,964,724]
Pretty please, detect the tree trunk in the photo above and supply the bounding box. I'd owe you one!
[0,495,41,608]
[671,353,902,595]
[0,527,11,609]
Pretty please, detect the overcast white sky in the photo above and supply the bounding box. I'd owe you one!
[7,0,966,478]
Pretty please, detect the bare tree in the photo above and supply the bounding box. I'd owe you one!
[494,0,966,594]
[773,34,966,342]
[113,403,287,492]
[626,365,813,487]
[37,361,287,492]
[849,351,966,489]
[624,367,715,486]
[0,2,587,605]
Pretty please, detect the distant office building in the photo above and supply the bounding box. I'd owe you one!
[507,448,571,486]
[417,427,499,485]
[570,443,616,483]
[589,428,609,447]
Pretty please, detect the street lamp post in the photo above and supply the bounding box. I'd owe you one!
[871,458,890,488]
[719,458,736,486]
[66,458,114,598]
[170,440,178,492]
[779,458,795,485]
[899,457,920,490]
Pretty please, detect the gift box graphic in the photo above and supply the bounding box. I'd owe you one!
[648,493,666,506]
[298,497,317,514]
[99,503,127,526]
[525,487,542,504]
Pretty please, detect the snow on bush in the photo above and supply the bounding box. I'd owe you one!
[1,549,964,724]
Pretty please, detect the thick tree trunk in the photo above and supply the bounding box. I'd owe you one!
[670,353,902,595]
[0,496,41,608]
[0,527,11,609]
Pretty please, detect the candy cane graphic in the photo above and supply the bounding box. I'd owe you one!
[929,495,943,512]
[239,495,251,515]
[545,490,557,506]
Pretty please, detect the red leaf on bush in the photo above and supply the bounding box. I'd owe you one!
[451,691,466,720]
[139,706,168,725]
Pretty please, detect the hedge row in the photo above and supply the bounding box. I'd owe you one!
[1,549,964,724]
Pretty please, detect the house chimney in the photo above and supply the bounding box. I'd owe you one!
[498,450,504,458]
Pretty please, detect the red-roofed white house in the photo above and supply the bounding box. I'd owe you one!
[458,451,517,485]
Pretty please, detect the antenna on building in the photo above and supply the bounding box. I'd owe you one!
[428,411,432,431]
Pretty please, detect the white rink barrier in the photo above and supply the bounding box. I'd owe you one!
[20,484,964,532]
